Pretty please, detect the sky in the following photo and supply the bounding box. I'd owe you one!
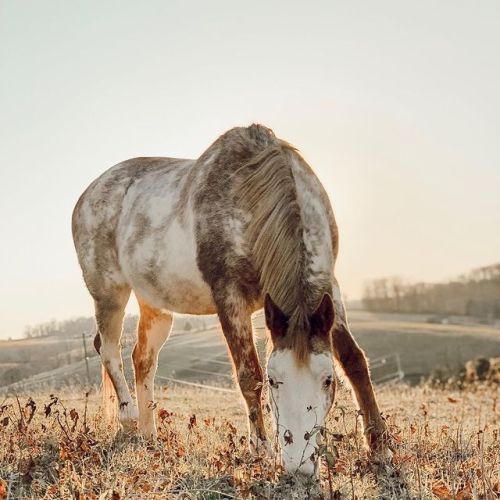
[0,1,499,339]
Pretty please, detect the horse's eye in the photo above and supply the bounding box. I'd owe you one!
[324,376,333,388]
[268,377,277,388]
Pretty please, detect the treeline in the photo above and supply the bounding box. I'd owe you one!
[23,314,212,339]
[362,262,500,318]
[24,316,138,339]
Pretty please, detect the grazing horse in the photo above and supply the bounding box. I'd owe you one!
[72,124,388,475]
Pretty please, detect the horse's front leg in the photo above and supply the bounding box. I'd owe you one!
[331,282,391,462]
[218,303,272,456]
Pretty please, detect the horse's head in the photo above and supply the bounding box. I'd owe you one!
[264,293,336,476]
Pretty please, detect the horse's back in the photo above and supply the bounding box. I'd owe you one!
[73,124,338,317]
[72,157,190,232]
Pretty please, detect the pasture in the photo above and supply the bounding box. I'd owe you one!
[0,381,498,498]
[1,312,499,498]
[2,311,500,390]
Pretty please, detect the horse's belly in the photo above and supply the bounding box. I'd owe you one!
[118,218,216,315]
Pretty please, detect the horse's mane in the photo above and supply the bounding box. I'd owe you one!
[232,126,314,363]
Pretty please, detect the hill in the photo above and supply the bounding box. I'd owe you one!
[2,311,500,393]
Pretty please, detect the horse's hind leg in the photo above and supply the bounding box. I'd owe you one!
[132,300,173,438]
[94,285,138,431]
[330,280,390,460]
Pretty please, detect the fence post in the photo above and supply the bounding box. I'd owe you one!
[82,332,91,384]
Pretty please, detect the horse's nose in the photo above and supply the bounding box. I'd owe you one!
[283,455,316,476]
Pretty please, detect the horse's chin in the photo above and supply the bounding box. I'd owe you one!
[282,454,318,477]
[282,465,318,479]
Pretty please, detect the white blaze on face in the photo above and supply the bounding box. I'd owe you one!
[267,350,335,476]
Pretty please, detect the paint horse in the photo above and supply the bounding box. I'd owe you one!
[72,124,389,475]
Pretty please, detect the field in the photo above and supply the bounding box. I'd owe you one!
[3,311,500,392]
[0,380,498,499]
[1,312,499,498]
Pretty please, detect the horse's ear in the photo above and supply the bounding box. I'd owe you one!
[264,294,288,339]
[310,293,335,338]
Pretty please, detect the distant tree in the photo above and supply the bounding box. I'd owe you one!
[361,262,500,319]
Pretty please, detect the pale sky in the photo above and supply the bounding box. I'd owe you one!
[1,1,499,339]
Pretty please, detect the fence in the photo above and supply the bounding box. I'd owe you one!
[370,353,404,384]
[155,351,405,394]
[1,323,404,397]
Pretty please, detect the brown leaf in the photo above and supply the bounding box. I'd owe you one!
[25,398,37,424]
[432,480,452,500]
[456,481,473,500]
[283,429,293,445]
[79,439,90,453]
[0,479,7,500]
[47,485,58,495]
[188,414,197,430]
[158,408,172,423]
[334,458,348,474]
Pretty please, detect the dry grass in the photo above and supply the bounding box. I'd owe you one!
[0,382,498,499]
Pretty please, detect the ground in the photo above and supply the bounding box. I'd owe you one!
[0,381,498,499]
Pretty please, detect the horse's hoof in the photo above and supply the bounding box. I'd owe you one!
[367,422,393,462]
[118,402,139,432]
[372,445,393,464]
[113,428,140,447]
[250,437,275,459]
[370,445,396,477]
[372,445,394,463]
[138,426,157,441]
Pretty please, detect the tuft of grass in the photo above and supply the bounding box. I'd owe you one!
[0,382,498,498]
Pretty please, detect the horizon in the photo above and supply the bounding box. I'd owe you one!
[5,258,499,340]
[1,0,499,339]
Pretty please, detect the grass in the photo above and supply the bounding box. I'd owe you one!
[0,381,498,499]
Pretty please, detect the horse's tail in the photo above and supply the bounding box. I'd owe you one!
[101,364,118,423]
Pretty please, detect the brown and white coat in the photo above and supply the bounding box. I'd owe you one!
[72,124,389,475]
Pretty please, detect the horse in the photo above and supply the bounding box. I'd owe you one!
[72,124,389,475]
